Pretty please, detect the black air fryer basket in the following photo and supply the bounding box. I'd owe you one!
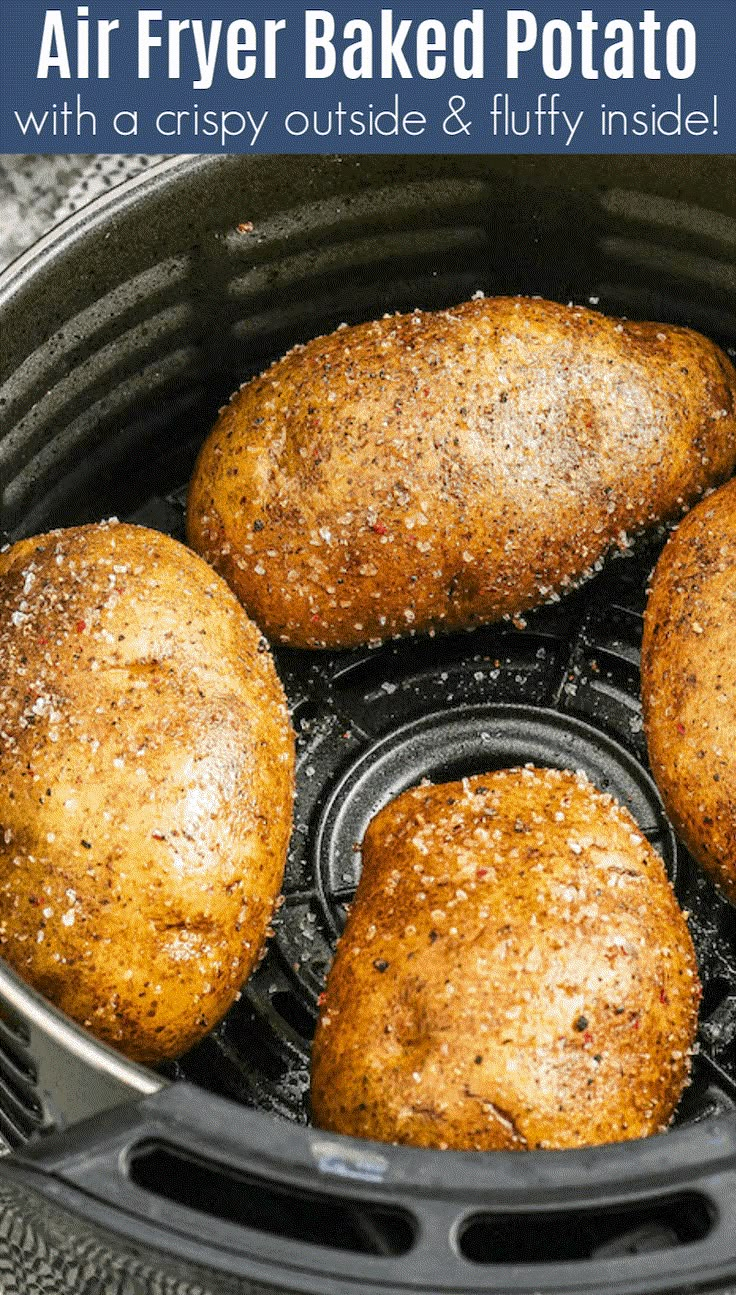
[0,155,735,1295]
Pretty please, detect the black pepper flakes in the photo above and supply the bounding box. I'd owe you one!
[574,1015,588,1032]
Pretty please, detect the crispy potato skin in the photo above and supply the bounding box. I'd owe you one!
[642,477,736,906]
[0,523,294,1064]
[188,296,736,649]
[311,768,700,1151]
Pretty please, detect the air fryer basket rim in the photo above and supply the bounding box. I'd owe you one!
[3,152,736,327]
[0,151,734,1229]
[0,154,191,302]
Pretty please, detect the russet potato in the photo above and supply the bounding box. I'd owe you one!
[188,296,736,648]
[642,476,736,906]
[0,522,294,1064]
[311,768,700,1150]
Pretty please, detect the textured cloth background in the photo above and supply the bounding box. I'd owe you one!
[0,154,168,272]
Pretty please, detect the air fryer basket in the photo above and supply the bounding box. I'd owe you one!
[0,154,735,1295]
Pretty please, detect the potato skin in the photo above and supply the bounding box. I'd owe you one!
[642,477,736,906]
[311,768,700,1151]
[0,522,294,1064]
[188,296,736,649]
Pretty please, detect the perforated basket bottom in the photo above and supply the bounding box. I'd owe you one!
[128,489,736,1132]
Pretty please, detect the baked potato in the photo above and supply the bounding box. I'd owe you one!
[188,296,736,649]
[311,767,700,1150]
[642,476,736,906]
[0,522,294,1064]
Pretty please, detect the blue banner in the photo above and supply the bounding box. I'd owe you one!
[0,1,733,152]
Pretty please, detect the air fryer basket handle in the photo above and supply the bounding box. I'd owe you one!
[3,1083,736,1295]
[0,961,162,1144]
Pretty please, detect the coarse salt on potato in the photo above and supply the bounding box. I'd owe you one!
[0,522,294,1064]
[311,767,700,1150]
[188,296,736,649]
[642,475,736,907]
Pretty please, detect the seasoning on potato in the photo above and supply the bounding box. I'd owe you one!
[0,522,295,1065]
[310,767,700,1151]
[188,296,736,649]
[642,476,736,907]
